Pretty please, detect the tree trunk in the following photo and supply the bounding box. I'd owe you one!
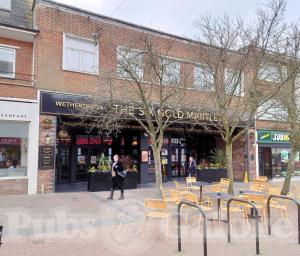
[281,142,296,195]
[225,142,234,194]
[152,146,163,198]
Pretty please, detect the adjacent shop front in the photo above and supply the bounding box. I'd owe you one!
[0,99,39,195]
[257,129,300,178]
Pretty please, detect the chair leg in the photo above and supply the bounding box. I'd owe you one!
[165,217,169,240]
[141,216,147,239]
[185,207,190,224]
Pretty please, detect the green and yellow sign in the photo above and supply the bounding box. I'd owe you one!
[257,130,290,143]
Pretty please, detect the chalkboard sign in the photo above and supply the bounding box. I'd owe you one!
[39,146,54,170]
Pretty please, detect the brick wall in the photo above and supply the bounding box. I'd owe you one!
[216,134,247,181]
[0,37,36,99]
[0,178,28,196]
[37,115,57,193]
[33,4,229,107]
[256,120,290,131]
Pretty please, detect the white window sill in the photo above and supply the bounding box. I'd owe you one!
[0,74,15,79]
[0,176,28,180]
[62,68,99,76]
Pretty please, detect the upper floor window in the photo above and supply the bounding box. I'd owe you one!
[257,100,287,121]
[258,63,282,83]
[160,58,180,86]
[224,69,244,96]
[0,0,11,11]
[63,34,98,75]
[194,65,214,90]
[0,46,15,78]
[116,46,144,80]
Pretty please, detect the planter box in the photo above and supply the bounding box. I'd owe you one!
[87,171,139,192]
[124,172,138,189]
[88,171,112,192]
[197,168,227,183]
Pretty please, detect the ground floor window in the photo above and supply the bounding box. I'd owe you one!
[272,148,300,177]
[0,121,28,177]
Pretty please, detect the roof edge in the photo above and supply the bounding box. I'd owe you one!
[38,0,212,48]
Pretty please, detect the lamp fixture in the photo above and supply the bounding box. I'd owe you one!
[45,134,51,145]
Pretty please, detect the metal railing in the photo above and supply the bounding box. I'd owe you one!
[267,195,300,244]
[0,226,3,247]
[177,200,207,256]
[227,198,260,255]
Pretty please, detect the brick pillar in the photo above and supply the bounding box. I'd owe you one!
[38,115,57,193]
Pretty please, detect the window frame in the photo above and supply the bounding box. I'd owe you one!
[116,46,144,80]
[224,68,244,97]
[62,33,99,75]
[193,64,214,91]
[258,63,282,83]
[159,57,181,86]
[0,46,16,79]
[257,99,287,121]
[0,0,11,11]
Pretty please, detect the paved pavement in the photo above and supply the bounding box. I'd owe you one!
[0,179,299,256]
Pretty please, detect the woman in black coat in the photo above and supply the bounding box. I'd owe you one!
[187,156,197,177]
[107,154,125,200]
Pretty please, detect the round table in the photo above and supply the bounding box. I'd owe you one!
[190,181,209,202]
[203,192,233,222]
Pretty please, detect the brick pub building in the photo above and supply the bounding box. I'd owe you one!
[32,0,257,194]
[4,0,293,195]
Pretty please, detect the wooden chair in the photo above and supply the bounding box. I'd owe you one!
[254,176,268,182]
[174,181,190,192]
[292,185,300,200]
[180,192,212,224]
[186,176,197,187]
[243,194,267,225]
[160,185,181,215]
[268,191,292,218]
[220,200,249,226]
[266,186,281,197]
[250,180,267,192]
[142,198,170,239]
[204,178,230,193]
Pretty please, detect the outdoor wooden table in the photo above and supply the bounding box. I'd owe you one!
[190,181,209,202]
[203,192,232,223]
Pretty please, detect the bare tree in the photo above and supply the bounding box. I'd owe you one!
[193,0,287,193]
[112,34,191,194]
[275,23,300,194]
[74,32,191,194]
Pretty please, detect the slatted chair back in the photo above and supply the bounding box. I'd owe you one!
[145,198,167,211]
[219,178,230,192]
[267,186,281,197]
[186,176,197,186]
[255,176,268,182]
[180,192,198,204]
[245,194,265,205]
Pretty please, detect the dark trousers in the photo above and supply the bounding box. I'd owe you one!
[112,176,124,193]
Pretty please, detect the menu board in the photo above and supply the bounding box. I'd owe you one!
[39,146,54,170]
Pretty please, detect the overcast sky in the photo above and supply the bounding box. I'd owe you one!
[55,0,300,40]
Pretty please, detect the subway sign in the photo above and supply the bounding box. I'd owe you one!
[257,130,290,143]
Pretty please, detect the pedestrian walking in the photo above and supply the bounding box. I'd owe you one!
[187,156,197,177]
[107,154,125,200]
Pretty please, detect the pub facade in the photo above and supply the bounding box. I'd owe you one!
[30,0,259,193]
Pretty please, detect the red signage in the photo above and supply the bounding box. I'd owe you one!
[0,137,21,145]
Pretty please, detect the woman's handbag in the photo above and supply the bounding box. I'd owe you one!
[118,170,127,178]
